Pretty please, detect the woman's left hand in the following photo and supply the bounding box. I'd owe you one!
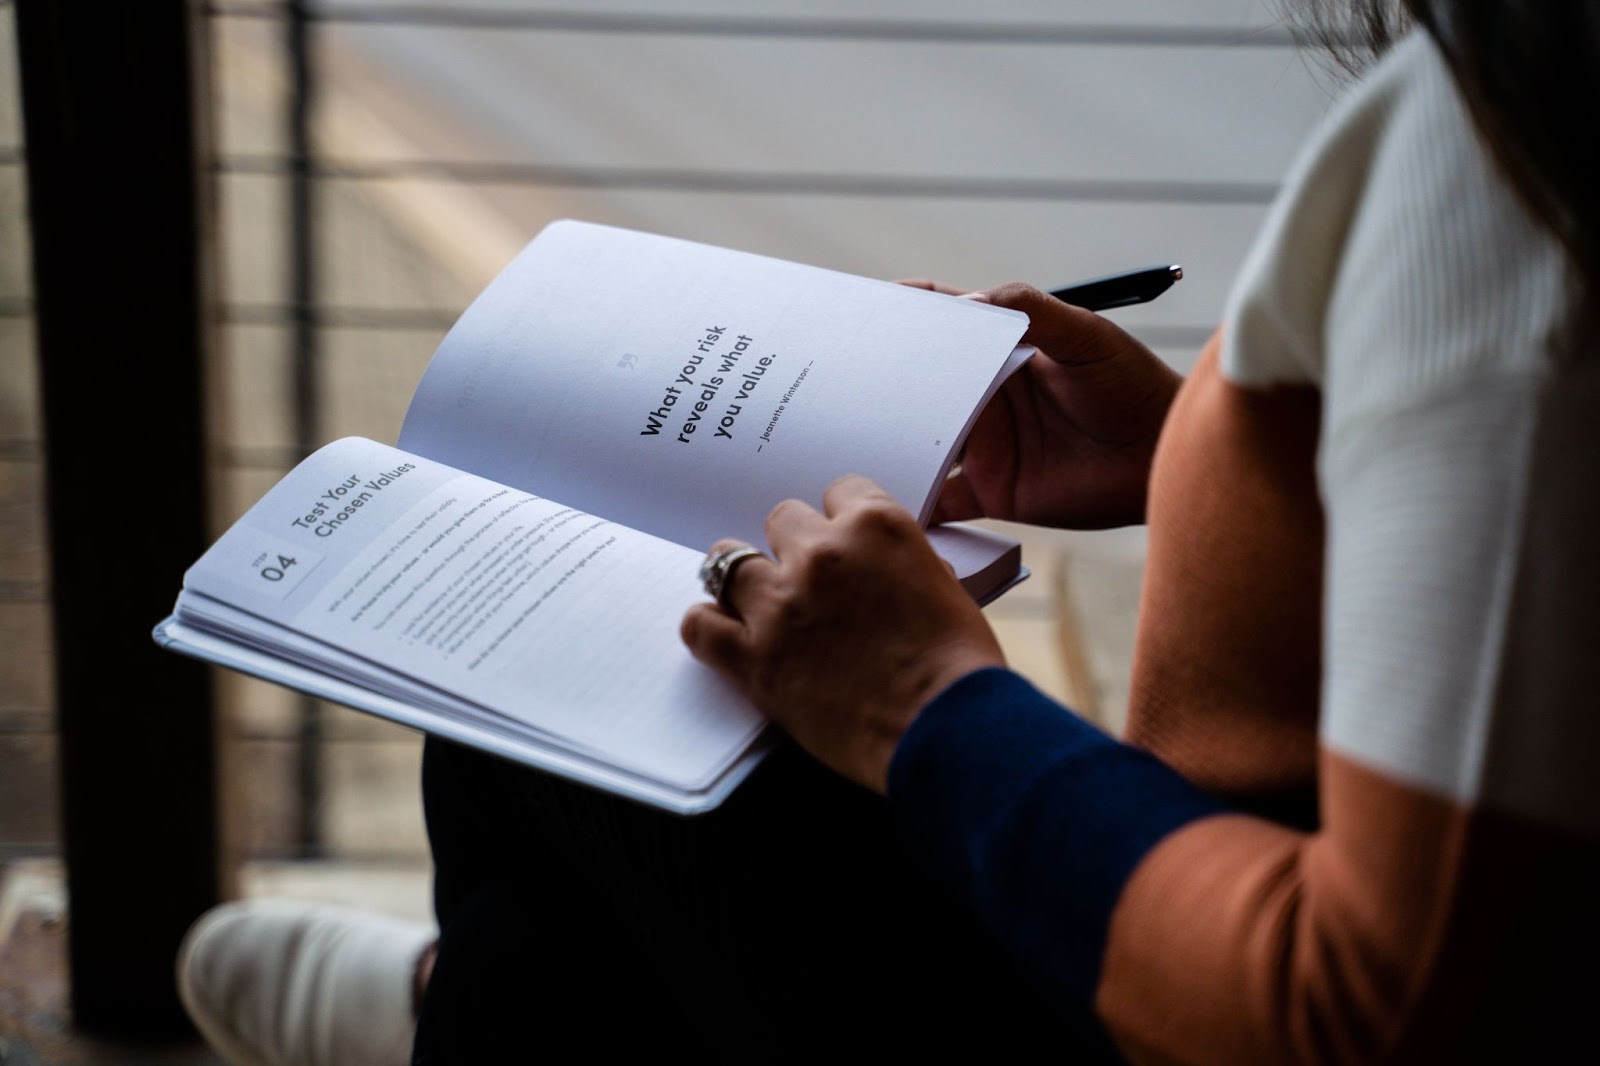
[681,475,1005,794]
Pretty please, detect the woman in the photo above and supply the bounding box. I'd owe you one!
[675,3,1600,1060]
[181,3,1600,1062]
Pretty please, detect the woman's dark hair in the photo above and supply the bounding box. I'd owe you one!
[1292,2,1600,351]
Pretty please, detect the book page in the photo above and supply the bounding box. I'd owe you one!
[398,220,1029,553]
[181,437,763,790]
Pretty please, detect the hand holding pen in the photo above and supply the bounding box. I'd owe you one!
[914,263,1182,313]
[915,273,1187,530]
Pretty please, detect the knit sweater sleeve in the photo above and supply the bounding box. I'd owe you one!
[889,668,1228,1059]
[890,32,1600,1065]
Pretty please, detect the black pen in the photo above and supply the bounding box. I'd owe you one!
[1048,264,1182,312]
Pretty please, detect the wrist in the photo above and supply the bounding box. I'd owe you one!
[868,651,1005,794]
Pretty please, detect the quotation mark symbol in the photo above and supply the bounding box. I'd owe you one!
[616,353,639,370]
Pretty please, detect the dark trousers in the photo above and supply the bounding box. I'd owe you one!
[411,736,1068,1062]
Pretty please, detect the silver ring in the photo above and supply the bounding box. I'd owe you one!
[699,545,765,608]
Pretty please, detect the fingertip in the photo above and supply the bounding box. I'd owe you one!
[766,497,811,521]
[681,603,742,667]
[706,536,754,557]
[827,472,888,496]
[894,278,972,296]
[982,281,1051,311]
[764,496,817,543]
[822,473,894,515]
[680,603,707,647]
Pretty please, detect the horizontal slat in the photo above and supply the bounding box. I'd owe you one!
[216,0,1296,34]
[316,29,1332,185]
[209,305,1209,347]
[233,178,1266,326]
[219,5,1302,46]
[221,155,1280,204]
[225,302,459,328]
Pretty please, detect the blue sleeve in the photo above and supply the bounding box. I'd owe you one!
[888,668,1228,1045]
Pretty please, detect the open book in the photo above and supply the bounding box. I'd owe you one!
[155,220,1033,813]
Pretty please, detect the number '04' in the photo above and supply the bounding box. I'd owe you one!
[261,554,298,582]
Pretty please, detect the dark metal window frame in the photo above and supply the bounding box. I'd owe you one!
[16,0,224,1036]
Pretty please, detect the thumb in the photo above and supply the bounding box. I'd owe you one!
[982,282,1136,368]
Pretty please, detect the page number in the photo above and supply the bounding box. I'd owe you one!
[236,536,321,600]
[260,554,298,582]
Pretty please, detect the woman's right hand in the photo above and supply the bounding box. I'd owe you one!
[904,281,1183,529]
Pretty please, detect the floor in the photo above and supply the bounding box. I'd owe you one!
[0,859,433,1066]
[0,859,224,1066]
